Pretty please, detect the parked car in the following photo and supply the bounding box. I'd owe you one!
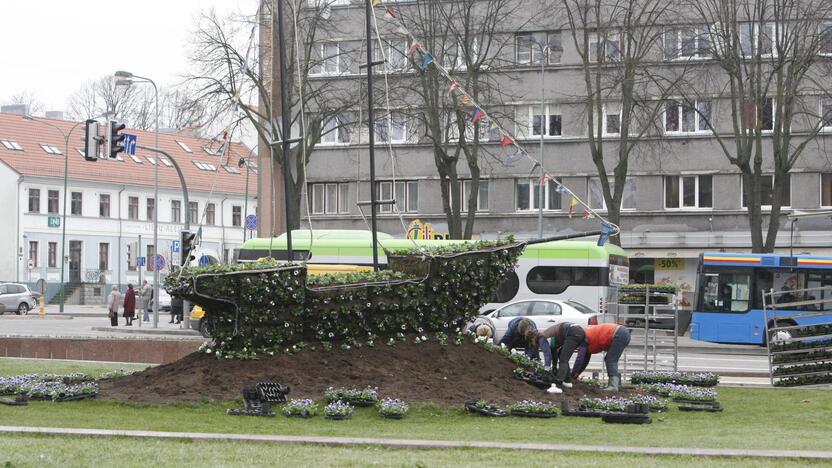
[152,288,172,312]
[472,299,599,343]
[0,283,37,315]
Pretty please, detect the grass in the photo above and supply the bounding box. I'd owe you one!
[0,358,150,377]
[2,358,831,455]
[0,434,826,468]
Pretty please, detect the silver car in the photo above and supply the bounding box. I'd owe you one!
[0,283,37,315]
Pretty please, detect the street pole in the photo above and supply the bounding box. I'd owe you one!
[275,0,294,261]
[365,0,380,271]
[536,41,547,239]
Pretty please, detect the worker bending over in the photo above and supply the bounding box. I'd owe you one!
[498,317,538,359]
[526,321,586,394]
[573,323,631,391]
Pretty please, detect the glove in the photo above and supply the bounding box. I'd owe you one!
[510,349,521,355]
[544,365,553,372]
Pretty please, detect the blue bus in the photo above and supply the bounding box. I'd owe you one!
[691,252,832,345]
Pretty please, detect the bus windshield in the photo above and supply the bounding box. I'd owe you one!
[699,270,751,313]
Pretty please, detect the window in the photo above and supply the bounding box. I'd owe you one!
[99,194,110,218]
[98,243,109,271]
[742,98,774,130]
[28,241,38,267]
[48,242,57,268]
[374,39,408,71]
[823,174,832,207]
[516,178,562,211]
[171,200,181,223]
[189,201,199,224]
[377,181,418,213]
[320,115,351,145]
[232,206,242,227]
[206,203,216,225]
[203,146,222,156]
[821,99,832,130]
[127,243,136,272]
[146,198,155,221]
[161,158,173,167]
[442,39,480,69]
[374,112,407,143]
[1,140,23,150]
[664,26,711,59]
[665,175,713,209]
[526,266,606,294]
[665,100,712,133]
[310,42,340,75]
[146,245,155,272]
[517,105,562,138]
[699,271,751,313]
[40,144,62,154]
[28,189,40,213]
[129,154,143,164]
[70,192,82,216]
[193,161,217,171]
[127,197,139,220]
[739,23,775,57]
[604,108,621,135]
[515,31,562,65]
[462,180,489,212]
[223,165,241,174]
[309,182,350,214]
[47,190,59,214]
[742,174,790,207]
[588,31,621,62]
[176,141,193,153]
[588,177,636,210]
[146,157,156,165]
[821,21,832,55]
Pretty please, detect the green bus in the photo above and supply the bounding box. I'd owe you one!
[238,230,628,313]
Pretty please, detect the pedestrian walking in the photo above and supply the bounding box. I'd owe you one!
[123,283,136,326]
[107,285,121,327]
[140,280,153,322]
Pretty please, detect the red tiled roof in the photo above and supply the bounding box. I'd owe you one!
[0,112,256,195]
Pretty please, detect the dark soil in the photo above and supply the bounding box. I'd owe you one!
[98,339,632,407]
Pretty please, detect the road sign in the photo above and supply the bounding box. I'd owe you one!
[48,216,60,228]
[245,214,257,230]
[198,255,210,266]
[172,240,180,253]
[137,256,146,267]
[152,254,166,271]
[123,133,137,156]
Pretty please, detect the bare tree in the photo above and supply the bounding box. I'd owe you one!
[186,4,356,232]
[3,91,44,115]
[67,76,136,121]
[386,0,521,239]
[562,0,678,243]
[680,0,832,252]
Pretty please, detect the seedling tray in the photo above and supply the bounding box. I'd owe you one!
[227,408,276,417]
[0,396,28,406]
[325,414,351,420]
[509,410,557,418]
[602,412,653,424]
[464,399,508,417]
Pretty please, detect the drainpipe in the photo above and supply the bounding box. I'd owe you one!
[220,196,228,263]
[15,175,23,283]
[117,185,126,290]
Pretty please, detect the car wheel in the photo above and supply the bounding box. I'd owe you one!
[17,303,29,315]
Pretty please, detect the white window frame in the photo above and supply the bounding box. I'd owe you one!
[461,179,489,212]
[588,31,621,63]
[176,141,193,153]
[664,175,714,210]
[820,173,832,208]
[161,158,173,167]
[664,26,712,60]
[739,22,777,58]
[310,182,349,214]
[223,165,241,174]
[320,115,351,145]
[741,174,791,209]
[602,106,622,136]
[515,178,563,212]
[374,112,407,144]
[375,38,408,72]
[820,21,832,56]
[517,105,562,139]
[310,42,340,76]
[515,31,562,65]
[442,38,481,69]
[664,99,713,134]
[1,140,23,150]
[40,144,62,154]
[377,180,418,213]
[130,155,143,164]
[588,176,637,211]
[821,99,832,131]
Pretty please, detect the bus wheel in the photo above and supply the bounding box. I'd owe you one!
[768,320,796,345]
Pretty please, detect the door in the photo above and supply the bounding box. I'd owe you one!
[0,285,10,313]
[69,241,82,283]
[491,301,531,341]
[526,301,562,331]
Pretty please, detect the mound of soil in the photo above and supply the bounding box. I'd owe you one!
[99,340,631,407]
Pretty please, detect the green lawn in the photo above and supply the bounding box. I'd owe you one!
[2,358,831,456]
[0,434,826,468]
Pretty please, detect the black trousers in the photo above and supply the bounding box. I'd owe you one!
[556,326,587,383]
[110,315,118,326]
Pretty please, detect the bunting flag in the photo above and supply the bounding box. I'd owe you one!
[372,0,382,5]
[447,80,461,97]
[407,41,422,56]
[499,135,513,148]
[471,108,485,123]
[458,95,472,106]
[385,6,395,18]
[487,121,501,134]
[555,185,567,194]
[420,53,434,70]
[568,198,578,218]
[582,210,594,219]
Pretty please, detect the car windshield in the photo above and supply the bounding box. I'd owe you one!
[565,300,596,315]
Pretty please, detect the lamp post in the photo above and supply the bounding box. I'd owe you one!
[238,147,257,242]
[115,70,160,328]
[23,115,86,313]
[530,39,549,239]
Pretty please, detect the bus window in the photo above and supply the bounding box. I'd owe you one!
[527,267,571,294]
[492,271,519,303]
[573,268,602,286]
[753,271,773,309]
[700,271,751,313]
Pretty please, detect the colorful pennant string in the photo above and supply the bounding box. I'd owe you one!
[420,54,434,70]
[471,108,485,123]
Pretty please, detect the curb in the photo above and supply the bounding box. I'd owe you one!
[89,327,201,337]
[1,426,831,460]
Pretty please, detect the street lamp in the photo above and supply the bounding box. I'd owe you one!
[529,38,550,239]
[238,147,257,242]
[23,115,87,313]
[115,70,160,328]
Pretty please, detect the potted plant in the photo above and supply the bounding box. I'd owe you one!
[508,400,558,418]
[282,399,318,418]
[670,386,718,403]
[324,387,379,407]
[464,399,508,417]
[378,398,409,419]
[324,400,354,420]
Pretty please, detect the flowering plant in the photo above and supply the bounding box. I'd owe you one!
[670,386,718,402]
[509,400,558,415]
[578,396,632,412]
[99,369,137,380]
[325,400,354,419]
[324,387,379,406]
[282,399,318,418]
[378,398,409,418]
[630,371,719,387]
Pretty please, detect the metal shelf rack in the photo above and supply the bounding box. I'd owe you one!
[608,286,679,373]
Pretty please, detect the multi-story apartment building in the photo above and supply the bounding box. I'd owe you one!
[0,112,257,303]
[258,2,832,296]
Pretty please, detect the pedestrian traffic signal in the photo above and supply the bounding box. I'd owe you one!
[82,119,100,161]
[108,120,126,159]
[180,230,197,266]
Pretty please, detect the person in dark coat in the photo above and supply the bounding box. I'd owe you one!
[170,296,183,324]
[497,317,537,358]
[123,283,136,326]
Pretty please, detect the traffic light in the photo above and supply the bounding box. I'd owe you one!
[82,119,100,162]
[107,120,126,159]
[180,230,197,266]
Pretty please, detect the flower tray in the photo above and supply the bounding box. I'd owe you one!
[464,399,508,417]
[678,402,723,412]
[53,393,97,402]
[672,398,717,405]
[381,413,405,420]
[560,401,603,417]
[284,413,315,419]
[509,410,557,418]
[601,412,652,424]
[344,398,377,408]
[325,414,351,420]
[226,408,276,417]
[512,370,553,390]
[0,396,28,406]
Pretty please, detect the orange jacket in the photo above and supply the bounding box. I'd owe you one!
[583,323,621,354]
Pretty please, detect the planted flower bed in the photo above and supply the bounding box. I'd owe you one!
[669,386,718,403]
[324,387,379,407]
[630,371,719,387]
[773,374,832,387]
[508,400,558,418]
[378,398,409,419]
[0,374,98,402]
[99,369,138,380]
[324,400,354,420]
[578,395,668,413]
[464,399,508,417]
[772,362,832,377]
[282,399,318,418]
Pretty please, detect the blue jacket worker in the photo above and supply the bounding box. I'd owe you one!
[527,321,587,394]
[497,317,537,358]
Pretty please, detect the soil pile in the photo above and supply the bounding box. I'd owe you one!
[99,340,630,407]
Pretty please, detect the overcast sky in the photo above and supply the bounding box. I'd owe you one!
[2,0,258,113]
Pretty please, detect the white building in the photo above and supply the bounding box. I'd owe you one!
[0,112,257,303]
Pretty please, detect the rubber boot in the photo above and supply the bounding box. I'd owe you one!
[603,376,620,392]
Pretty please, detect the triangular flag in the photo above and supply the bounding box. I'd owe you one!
[539,172,550,185]
[458,95,472,106]
[582,210,595,219]
[407,41,422,56]
[447,80,461,97]
[499,135,513,148]
[487,121,500,134]
[555,184,567,194]
[385,6,395,17]
[471,108,485,123]
[568,198,578,219]
[420,53,434,70]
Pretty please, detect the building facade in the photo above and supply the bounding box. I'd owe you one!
[258,2,832,298]
[0,112,257,303]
